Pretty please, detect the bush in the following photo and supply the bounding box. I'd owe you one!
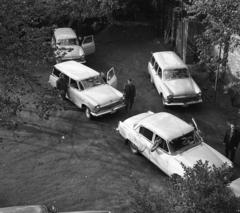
[129,160,240,213]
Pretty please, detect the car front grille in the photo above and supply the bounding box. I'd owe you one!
[100,101,122,111]
[171,96,199,103]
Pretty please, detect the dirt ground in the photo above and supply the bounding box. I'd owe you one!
[1,22,240,213]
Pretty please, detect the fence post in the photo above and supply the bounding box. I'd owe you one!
[213,45,222,105]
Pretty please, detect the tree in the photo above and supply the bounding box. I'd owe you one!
[186,0,240,70]
[129,160,240,213]
[0,0,123,128]
[0,0,59,126]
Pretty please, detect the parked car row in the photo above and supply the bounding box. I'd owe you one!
[47,28,239,198]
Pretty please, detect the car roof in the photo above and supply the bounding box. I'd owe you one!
[153,51,188,70]
[139,112,194,141]
[54,28,77,40]
[0,205,48,213]
[54,61,99,81]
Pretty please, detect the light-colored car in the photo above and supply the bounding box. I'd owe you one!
[148,51,202,107]
[117,111,233,177]
[229,177,240,197]
[0,205,111,213]
[49,61,125,119]
[51,27,95,63]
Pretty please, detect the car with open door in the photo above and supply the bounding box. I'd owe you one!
[117,111,233,177]
[148,51,202,107]
[51,27,95,63]
[48,61,125,119]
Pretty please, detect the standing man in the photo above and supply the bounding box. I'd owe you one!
[223,123,240,163]
[123,79,136,114]
[56,73,68,100]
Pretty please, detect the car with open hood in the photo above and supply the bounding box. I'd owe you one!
[49,61,125,119]
[117,111,233,177]
[51,27,95,63]
[148,51,202,107]
[0,205,111,213]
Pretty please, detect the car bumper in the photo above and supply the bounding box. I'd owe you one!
[61,58,86,63]
[91,103,125,117]
[164,98,202,106]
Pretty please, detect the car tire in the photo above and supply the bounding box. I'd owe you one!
[162,97,166,108]
[85,107,92,120]
[130,141,139,155]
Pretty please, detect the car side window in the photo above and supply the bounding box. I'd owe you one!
[158,67,162,78]
[154,62,159,73]
[150,56,155,66]
[79,81,84,90]
[70,79,79,90]
[139,126,153,141]
[53,68,61,77]
[159,140,169,153]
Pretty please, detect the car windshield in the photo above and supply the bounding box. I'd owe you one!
[57,38,78,46]
[81,75,104,89]
[163,68,190,80]
[168,131,201,155]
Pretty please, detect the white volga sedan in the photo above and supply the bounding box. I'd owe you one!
[148,51,202,107]
[117,111,233,177]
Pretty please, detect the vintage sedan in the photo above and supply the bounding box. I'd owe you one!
[148,51,202,107]
[117,111,233,177]
[0,205,111,213]
[51,27,95,63]
[49,61,125,119]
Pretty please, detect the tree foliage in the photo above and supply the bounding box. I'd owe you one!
[0,0,125,125]
[129,160,240,213]
[186,0,240,68]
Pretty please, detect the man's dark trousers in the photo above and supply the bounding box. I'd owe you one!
[224,129,239,163]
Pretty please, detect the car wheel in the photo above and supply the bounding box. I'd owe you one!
[130,141,139,155]
[85,107,92,119]
[162,97,166,108]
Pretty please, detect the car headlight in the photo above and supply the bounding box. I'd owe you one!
[120,96,125,102]
[80,54,85,60]
[95,104,100,110]
[227,162,234,168]
[167,95,173,100]
[197,92,202,98]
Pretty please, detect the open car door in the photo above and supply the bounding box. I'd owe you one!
[107,68,117,89]
[192,118,204,140]
[81,35,95,55]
